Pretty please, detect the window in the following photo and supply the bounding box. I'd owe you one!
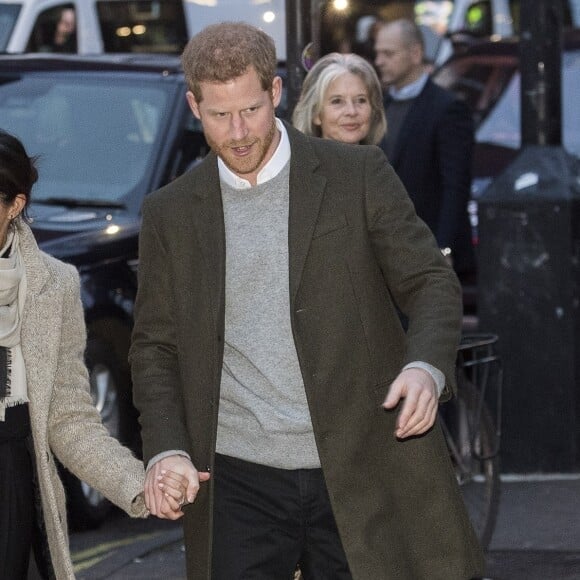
[26,4,77,53]
[434,56,517,124]
[463,1,492,36]
[477,73,520,149]
[562,49,580,156]
[0,4,21,51]
[97,0,188,53]
[475,49,580,156]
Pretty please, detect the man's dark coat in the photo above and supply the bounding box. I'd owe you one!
[381,79,475,274]
[130,124,484,579]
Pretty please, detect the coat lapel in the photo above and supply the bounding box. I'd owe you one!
[18,223,50,297]
[286,125,327,304]
[17,224,59,424]
[185,154,225,328]
[183,127,325,312]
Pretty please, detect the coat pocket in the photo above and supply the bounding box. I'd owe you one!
[371,377,397,407]
[312,214,348,239]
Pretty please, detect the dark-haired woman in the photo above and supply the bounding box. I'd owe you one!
[0,130,187,579]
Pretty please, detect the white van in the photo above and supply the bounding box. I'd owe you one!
[0,0,286,58]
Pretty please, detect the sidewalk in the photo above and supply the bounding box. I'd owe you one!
[73,474,580,579]
[485,474,580,579]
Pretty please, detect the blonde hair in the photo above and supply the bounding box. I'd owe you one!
[292,53,386,145]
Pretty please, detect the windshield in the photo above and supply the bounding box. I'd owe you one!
[477,50,580,157]
[0,73,173,205]
[0,4,21,51]
[97,0,188,53]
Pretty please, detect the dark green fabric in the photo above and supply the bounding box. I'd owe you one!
[131,123,484,579]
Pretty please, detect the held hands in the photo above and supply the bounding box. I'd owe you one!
[145,455,210,520]
[382,368,438,439]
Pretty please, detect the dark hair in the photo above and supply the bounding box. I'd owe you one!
[181,22,277,102]
[0,130,37,219]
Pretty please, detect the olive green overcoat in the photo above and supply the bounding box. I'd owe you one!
[130,124,485,579]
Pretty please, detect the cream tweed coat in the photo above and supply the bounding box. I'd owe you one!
[11,222,147,579]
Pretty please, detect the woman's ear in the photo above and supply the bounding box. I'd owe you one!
[11,193,27,219]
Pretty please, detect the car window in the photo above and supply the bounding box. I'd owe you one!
[0,74,173,204]
[462,1,494,36]
[506,0,577,32]
[562,49,580,156]
[434,56,516,124]
[164,115,210,182]
[26,4,77,53]
[476,73,520,149]
[476,49,580,157]
[436,61,492,111]
[0,4,21,51]
[96,0,188,53]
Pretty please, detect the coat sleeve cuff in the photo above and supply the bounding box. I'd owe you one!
[146,450,192,472]
[402,361,445,397]
[129,492,149,518]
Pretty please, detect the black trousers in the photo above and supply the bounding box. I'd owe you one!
[0,404,35,580]
[211,453,352,580]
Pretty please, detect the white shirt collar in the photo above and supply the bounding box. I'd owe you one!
[217,118,291,190]
[388,72,429,101]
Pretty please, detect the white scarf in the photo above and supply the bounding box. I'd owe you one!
[0,226,28,418]
[0,228,23,346]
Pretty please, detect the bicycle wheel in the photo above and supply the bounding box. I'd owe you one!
[440,377,500,549]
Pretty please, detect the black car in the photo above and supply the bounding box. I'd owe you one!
[0,53,212,527]
[432,29,580,243]
[0,52,288,528]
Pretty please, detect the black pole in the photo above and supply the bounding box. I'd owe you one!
[285,0,314,117]
[519,0,563,145]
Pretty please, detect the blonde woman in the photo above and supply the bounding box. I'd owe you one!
[292,52,386,145]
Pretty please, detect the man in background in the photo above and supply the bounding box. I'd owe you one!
[375,18,475,283]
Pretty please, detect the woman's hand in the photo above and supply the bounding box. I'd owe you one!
[157,470,190,515]
[145,455,210,519]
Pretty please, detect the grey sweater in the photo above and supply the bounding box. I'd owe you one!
[215,162,320,469]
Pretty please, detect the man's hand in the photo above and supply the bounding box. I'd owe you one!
[382,368,438,439]
[145,455,210,519]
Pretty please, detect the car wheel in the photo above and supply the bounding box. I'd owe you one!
[63,337,124,530]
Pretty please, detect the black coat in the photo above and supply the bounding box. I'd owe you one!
[131,124,484,579]
[381,79,475,274]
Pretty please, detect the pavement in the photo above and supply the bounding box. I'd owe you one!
[69,473,580,579]
[484,474,580,579]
